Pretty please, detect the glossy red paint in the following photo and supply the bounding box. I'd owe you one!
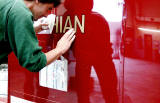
[7,0,160,103]
[122,0,160,103]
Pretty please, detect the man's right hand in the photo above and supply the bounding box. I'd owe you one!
[55,29,76,54]
[45,28,76,65]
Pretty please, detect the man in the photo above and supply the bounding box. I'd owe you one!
[64,0,118,102]
[0,0,75,72]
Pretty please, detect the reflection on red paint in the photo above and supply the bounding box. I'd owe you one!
[62,0,118,102]
[122,0,160,103]
[7,0,160,103]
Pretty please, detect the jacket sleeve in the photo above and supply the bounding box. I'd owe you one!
[7,7,47,72]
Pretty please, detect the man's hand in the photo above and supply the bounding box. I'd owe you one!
[34,23,49,33]
[34,17,49,33]
[55,29,76,54]
[45,28,76,65]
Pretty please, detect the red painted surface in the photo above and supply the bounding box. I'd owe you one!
[122,0,160,103]
[7,0,160,103]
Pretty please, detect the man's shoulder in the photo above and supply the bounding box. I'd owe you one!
[0,0,14,12]
[9,0,32,18]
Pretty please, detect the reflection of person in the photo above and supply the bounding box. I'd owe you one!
[64,0,118,103]
[0,0,75,72]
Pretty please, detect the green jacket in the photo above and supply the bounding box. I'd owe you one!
[0,0,47,72]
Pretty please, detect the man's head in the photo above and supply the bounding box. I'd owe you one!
[24,0,61,20]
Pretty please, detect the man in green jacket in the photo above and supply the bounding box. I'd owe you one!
[0,0,75,72]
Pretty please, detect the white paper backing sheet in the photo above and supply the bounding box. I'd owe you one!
[39,56,68,92]
[11,96,35,103]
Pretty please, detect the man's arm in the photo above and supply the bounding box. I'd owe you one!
[45,29,75,65]
[7,5,76,72]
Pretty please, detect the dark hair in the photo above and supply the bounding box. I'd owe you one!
[25,0,61,7]
[38,0,61,7]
